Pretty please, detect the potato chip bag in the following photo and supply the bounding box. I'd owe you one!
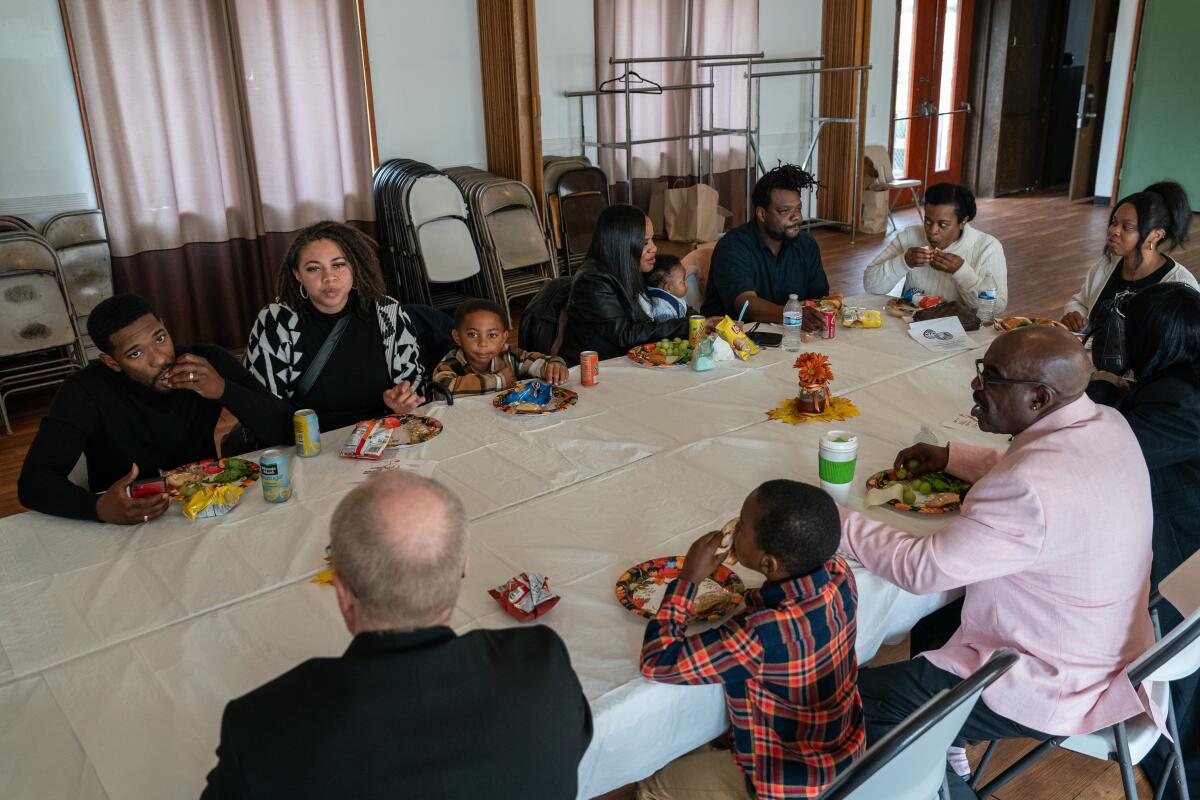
[715,316,760,360]
[183,483,244,521]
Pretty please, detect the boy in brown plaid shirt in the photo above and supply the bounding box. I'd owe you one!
[432,299,569,397]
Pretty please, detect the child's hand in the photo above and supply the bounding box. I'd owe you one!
[544,362,569,385]
[383,380,425,413]
[679,530,726,584]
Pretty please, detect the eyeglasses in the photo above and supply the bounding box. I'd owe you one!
[974,359,1058,394]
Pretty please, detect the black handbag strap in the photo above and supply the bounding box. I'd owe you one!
[294,314,350,400]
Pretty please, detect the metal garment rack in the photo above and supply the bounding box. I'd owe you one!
[565,53,870,241]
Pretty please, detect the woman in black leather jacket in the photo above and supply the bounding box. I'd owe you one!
[1088,281,1200,798]
[560,204,692,363]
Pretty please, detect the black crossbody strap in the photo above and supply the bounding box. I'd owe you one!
[294,314,350,401]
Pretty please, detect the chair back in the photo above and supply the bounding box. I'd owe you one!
[0,232,60,276]
[1132,605,1200,685]
[42,210,113,316]
[0,214,35,232]
[819,650,1018,800]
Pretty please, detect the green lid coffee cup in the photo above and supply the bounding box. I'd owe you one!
[818,431,858,503]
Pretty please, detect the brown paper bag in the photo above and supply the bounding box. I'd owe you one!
[860,190,889,234]
[665,182,724,243]
[647,178,669,235]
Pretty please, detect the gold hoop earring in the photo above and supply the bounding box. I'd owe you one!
[298,283,308,299]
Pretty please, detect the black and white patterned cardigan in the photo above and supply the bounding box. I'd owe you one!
[245,297,425,402]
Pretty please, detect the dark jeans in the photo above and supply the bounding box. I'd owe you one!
[860,598,1049,800]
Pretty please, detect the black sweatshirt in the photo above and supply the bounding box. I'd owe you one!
[17,345,295,521]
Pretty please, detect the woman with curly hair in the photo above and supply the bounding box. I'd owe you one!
[245,221,426,431]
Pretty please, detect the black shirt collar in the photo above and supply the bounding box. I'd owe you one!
[344,625,457,658]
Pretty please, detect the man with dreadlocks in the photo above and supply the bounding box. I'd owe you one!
[701,165,830,323]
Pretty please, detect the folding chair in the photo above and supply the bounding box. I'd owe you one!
[883,178,923,233]
[42,209,114,360]
[974,555,1200,800]
[0,232,86,434]
[555,166,610,274]
[819,649,1018,800]
[0,214,35,233]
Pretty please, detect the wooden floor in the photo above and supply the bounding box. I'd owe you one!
[4,192,1196,798]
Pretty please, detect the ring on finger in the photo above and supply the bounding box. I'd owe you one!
[189,371,195,381]
[143,515,149,523]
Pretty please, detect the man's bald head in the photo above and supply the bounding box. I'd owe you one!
[990,326,1093,398]
[330,473,467,632]
[972,326,1092,435]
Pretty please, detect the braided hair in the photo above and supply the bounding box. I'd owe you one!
[752,164,819,210]
[277,221,388,316]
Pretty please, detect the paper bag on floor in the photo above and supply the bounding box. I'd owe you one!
[665,182,726,243]
[647,178,669,234]
[860,190,889,235]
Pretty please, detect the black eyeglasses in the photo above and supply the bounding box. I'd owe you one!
[974,359,1058,394]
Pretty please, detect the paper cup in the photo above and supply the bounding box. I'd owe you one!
[818,431,859,503]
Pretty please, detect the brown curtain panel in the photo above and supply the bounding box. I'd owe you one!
[62,0,374,349]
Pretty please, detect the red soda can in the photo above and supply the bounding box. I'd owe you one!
[821,309,837,339]
[580,351,599,386]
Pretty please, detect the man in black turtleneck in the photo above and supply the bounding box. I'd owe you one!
[18,294,294,523]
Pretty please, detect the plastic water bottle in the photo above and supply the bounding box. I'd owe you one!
[783,294,803,351]
[913,425,939,446]
[977,283,997,326]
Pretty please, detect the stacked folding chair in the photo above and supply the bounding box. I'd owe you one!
[41,210,114,361]
[0,214,36,234]
[372,159,488,312]
[446,166,558,324]
[0,232,86,435]
[548,163,610,274]
[542,155,591,260]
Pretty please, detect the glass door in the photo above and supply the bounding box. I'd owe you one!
[892,0,975,199]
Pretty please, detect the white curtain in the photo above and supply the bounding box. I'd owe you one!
[63,0,374,259]
[594,0,759,187]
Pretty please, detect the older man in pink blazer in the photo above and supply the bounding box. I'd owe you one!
[840,326,1157,799]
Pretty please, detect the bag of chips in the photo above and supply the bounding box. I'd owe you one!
[715,316,760,361]
[842,307,883,328]
[341,418,393,460]
[489,572,561,622]
[183,483,245,522]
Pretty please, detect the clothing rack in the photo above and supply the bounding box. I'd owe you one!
[565,54,871,242]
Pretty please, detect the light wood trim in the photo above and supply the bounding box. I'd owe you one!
[355,0,379,169]
[1108,0,1146,205]
[818,0,872,226]
[476,0,544,205]
[57,0,105,213]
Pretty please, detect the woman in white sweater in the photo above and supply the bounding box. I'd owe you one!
[1062,180,1196,332]
[862,183,1007,315]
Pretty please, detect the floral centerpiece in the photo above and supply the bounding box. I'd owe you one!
[794,352,833,414]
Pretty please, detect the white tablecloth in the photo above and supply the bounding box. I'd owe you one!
[0,296,1007,799]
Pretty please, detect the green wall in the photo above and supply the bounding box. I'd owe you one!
[1117,0,1200,208]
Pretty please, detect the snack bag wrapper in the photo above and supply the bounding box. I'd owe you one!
[341,418,392,460]
[183,483,244,522]
[842,307,883,328]
[715,316,759,360]
[503,381,552,407]
[489,572,561,622]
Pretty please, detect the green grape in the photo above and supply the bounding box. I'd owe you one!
[902,487,916,505]
[907,458,920,469]
[895,467,908,479]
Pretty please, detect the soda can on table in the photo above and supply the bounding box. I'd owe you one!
[293,409,321,457]
[820,309,837,339]
[580,351,599,386]
[688,315,705,348]
[259,449,292,503]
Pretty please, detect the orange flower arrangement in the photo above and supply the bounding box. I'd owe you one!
[794,352,834,387]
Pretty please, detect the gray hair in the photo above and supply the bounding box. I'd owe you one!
[329,472,468,630]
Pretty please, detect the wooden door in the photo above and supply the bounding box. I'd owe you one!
[1067,0,1118,200]
[892,0,975,197]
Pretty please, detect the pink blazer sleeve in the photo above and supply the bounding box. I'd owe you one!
[839,467,1047,594]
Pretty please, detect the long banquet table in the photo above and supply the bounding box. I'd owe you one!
[0,295,1008,799]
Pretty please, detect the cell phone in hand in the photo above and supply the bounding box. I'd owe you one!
[129,477,167,498]
[754,331,783,348]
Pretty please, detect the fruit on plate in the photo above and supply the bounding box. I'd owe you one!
[633,338,693,366]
